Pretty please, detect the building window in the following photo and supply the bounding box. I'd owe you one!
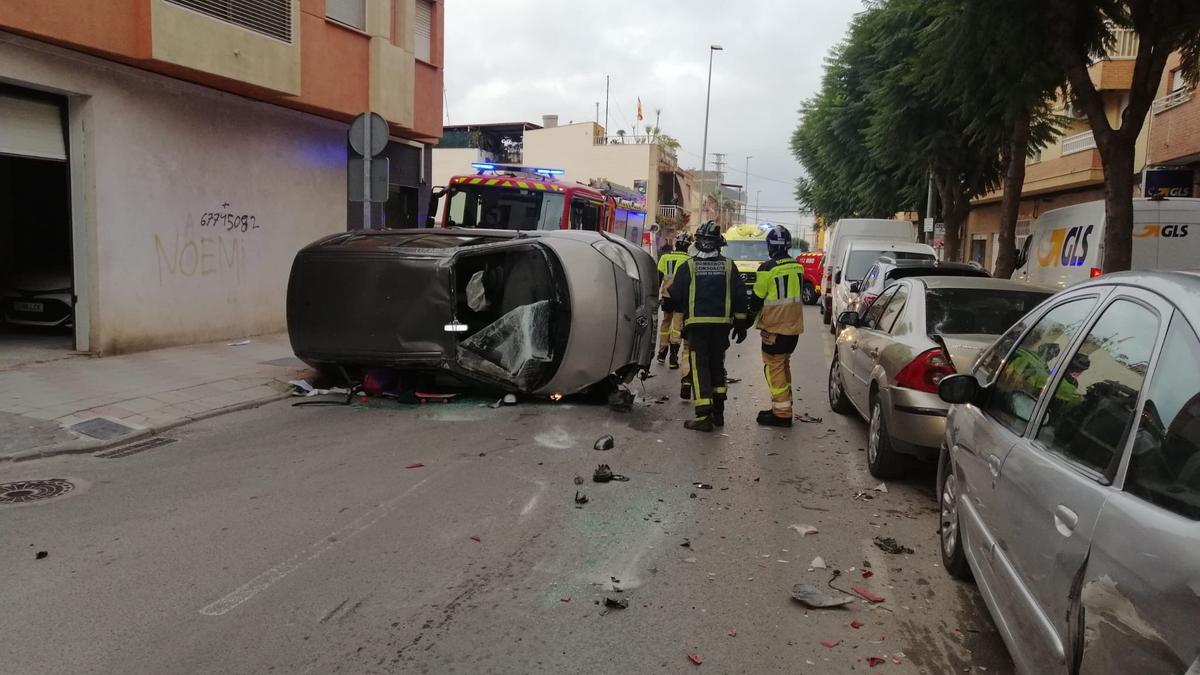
[1171,68,1191,94]
[166,0,292,42]
[415,0,433,63]
[327,0,366,30]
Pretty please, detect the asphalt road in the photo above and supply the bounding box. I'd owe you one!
[0,307,1013,674]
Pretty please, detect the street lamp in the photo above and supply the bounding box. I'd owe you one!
[744,155,752,222]
[699,44,723,224]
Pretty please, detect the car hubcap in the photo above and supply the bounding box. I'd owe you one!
[868,405,881,464]
[941,473,960,558]
[829,360,841,404]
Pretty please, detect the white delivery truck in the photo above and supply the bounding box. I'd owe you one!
[822,218,915,324]
[1014,198,1200,288]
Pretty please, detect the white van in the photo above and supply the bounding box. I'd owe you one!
[822,219,915,324]
[1014,198,1200,288]
[829,240,937,333]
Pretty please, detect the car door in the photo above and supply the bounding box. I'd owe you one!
[852,283,911,401]
[948,292,1104,665]
[844,285,899,410]
[1077,308,1200,674]
[988,290,1162,674]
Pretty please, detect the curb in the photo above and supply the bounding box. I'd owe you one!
[0,391,292,465]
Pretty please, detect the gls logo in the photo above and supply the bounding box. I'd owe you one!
[1134,223,1191,238]
[1037,225,1093,268]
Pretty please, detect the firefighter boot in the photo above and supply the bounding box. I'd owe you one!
[757,409,793,427]
[680,376,692,400]
[656,346,668,365]
[668,344,680,370]
[712,398,726,428]
[684,416,714,432]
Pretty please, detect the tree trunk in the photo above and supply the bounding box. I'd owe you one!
[995,111,1031,278]
[1099,141,1136,273]
[935,173,970,263]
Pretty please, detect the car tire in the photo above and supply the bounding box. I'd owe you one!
[802,282,817,305]
[827,353,855,415]
[938,448,972,580]
[866,399,905,479]
[822,299,831,325]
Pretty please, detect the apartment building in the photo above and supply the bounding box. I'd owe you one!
[0,0,443,356]
[1146,52,1200,196]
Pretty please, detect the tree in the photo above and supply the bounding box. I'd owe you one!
[1037,1,1200,272]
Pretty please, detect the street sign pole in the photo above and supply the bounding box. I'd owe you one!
[362,117,372,229]
[348,112,390,230]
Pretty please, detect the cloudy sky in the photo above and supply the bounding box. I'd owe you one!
[443,0,862,232]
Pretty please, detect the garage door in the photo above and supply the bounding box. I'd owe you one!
[0,94,66,161]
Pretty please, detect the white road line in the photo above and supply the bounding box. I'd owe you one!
[199,475,436,616]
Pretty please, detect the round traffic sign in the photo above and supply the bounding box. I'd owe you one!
[349,112,389,156]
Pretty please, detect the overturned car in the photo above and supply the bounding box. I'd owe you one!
[286,228,658,395]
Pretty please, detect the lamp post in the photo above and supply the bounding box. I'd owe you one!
[699,44,723,225]
[743,155,752,222]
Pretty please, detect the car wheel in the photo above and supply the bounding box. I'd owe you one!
[938,449,972,580]
[802,282,817,305]
[828,353,854,414]
[866,399,905,479]
[822,299,831,325]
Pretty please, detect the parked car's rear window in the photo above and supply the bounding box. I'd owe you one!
[925,288,1051,335]
[845,250,933,280]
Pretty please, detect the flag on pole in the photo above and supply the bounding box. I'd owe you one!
[636,97,644,121]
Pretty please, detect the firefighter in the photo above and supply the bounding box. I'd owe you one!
[669,220,749,432]
[751,226,805,427]
[656,232,692,368]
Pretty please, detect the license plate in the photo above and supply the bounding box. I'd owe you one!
[13,301,44,313]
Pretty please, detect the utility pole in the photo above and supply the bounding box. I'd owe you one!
[595,101,599,125]
[925,170,935,248]
[604,75,610,135]
[712,152,727,226]
[744,155,752,223]
[700,45,723,226]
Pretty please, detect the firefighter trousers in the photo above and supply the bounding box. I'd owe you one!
[658,310,683,347]
[761,330,800,419]
[686,324,730,420]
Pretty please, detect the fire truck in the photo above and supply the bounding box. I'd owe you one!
[435,163,652,251]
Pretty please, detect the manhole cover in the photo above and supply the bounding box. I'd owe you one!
[71,417,136,440]
[0,478,75,504]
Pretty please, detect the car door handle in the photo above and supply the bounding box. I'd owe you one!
[987,454,1002,478]
[1054,505,1078,536]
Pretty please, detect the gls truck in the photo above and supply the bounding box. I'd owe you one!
[1014,198,1200,288]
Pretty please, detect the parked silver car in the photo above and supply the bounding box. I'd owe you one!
[829,276,1052,477]
[287,228,657,395]
[936,271,1200,675]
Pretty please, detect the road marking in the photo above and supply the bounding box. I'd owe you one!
[199,475,435,616]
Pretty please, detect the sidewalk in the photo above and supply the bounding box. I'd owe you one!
[0,334,310,463]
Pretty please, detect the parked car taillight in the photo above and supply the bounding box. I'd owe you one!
[894,348,955,394]
[861,292,878,307]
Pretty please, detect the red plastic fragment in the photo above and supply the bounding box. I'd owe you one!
[820,640,841,648]
[851,586,885,603]
[891,654,903,664]
[861,569,874,579]
[728,628,737,637]
[687,653,702,665]
[405,463,425,469]
[850,620,865,629]
[468,535,481,542]
[559,596,571,603]
[867,656,885,667]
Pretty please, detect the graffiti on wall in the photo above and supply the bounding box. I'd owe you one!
[155,203,259,285]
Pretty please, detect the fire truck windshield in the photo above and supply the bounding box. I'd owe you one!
[446,185,566,230]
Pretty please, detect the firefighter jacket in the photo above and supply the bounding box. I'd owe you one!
[669,254,749,329]
[657,251,691,300]
[751,257,805,335]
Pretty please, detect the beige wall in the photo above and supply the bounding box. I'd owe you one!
[1,35,347,354]
[523,122,658,221]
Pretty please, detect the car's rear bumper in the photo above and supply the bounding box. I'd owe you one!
[883,386,948,457]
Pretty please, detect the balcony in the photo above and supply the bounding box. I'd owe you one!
[657,205,687,218]
[1087,29,1139,90]
[1108,28,1139,59]
[1153,88,1194,114]
[1062,130,1097,156]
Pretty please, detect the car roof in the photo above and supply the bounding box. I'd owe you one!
[910,276,1056,293]
[846,239,932,253]
[1071,270,1200,325]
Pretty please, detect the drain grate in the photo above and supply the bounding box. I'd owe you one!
[96,436,177,459]
[0,478,75,504]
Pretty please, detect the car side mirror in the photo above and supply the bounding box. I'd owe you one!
[849,281,861,294]
[834,271,842,284]
[938,374,981,405]
[837,311,860,327]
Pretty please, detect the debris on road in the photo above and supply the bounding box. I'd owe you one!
[560,596,571,603]
[687,653,703,666]
[503,393,518,406]
[35,551,48,560]
[226,339,251,346]
[468,535,481,542]
[574,491,588,505]
[727,628,737,637]
[405,463,425,469]
[867,656,886,667]
[593,464,629,482]
[680,539,691,548]
[790,583,854,608]
[861,570,875,579]
[810,556,827,569]
[873,536,914,555]
[574,476,584,485]
[850,619,865,629]
[872,482,889,493]
[608,387,634,412]
[851,586,886,603]
[789,523,819,536]
[693,482,713,490]
[604,597,629,610]
[820,640,841,648]
[794,412,823,423]
[683,557,698,564]
[593,434,615,450]
[689,492,697,498]
[853,490,874,501]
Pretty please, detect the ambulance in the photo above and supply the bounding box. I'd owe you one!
[1014,197,1200,288]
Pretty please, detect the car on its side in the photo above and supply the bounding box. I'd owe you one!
[935,271,1200,675]
[828,276,1052,477]
[796,251,825,305]
[829,240,936,334]
[287,228,657,396]
[854,258,988,309]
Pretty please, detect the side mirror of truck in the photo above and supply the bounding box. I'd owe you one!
[849,281,862,294]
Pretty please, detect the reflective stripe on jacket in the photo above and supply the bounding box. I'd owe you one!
[657,251,690,298]
[669,255,749,328]
[753,258,805,335]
